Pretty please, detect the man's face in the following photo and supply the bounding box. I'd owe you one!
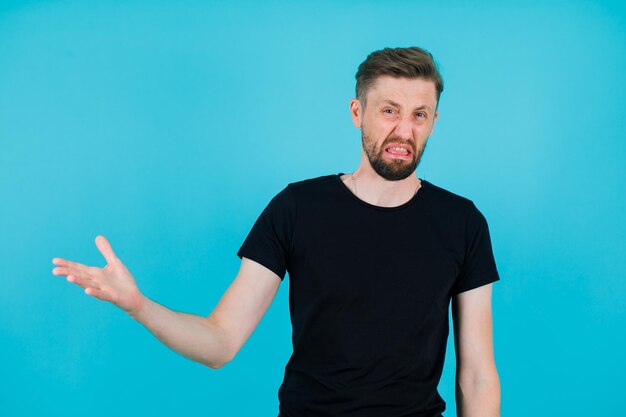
[350,76,439,181]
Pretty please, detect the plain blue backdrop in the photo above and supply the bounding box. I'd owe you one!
[1,0,624,416]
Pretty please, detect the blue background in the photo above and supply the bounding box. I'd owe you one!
[1,0,625,415]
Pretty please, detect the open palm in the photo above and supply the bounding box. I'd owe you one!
[52,235,143,314]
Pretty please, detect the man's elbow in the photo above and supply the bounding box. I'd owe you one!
[456,365,501,416]
[203,354,232,370]
[202,316,238,370]
[206,360,227,370]
[203,347,237,370]
[457,363,499,388]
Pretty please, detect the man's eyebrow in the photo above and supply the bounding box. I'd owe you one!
[381,99,433,112]
[413,104,433,112]
[382,99,402,108]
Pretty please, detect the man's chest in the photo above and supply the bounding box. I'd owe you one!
[287,208,465,313]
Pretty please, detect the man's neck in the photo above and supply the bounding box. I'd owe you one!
[341,166,421,208]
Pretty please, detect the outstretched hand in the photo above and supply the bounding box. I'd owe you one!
[52,235,144,314]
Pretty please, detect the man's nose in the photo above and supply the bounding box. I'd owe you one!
[392,117,413,140]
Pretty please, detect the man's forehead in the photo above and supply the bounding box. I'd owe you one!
[368,75,437,109]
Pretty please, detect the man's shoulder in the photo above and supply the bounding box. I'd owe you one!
[284,173,339,195]
[263,174,338,207]
[287,173,338,187]
[422,179,478,214]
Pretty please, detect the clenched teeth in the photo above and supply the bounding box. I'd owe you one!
[387,147,409,154]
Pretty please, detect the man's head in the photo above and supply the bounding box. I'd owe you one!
[355,47,444,111]
[351,47,443,181]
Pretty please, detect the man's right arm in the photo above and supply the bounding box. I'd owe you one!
[52,235,282,369]
[129,257,282,369]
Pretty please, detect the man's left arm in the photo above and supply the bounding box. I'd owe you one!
[451,283,501,417]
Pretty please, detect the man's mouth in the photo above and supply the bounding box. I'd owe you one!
[384,144,412,160]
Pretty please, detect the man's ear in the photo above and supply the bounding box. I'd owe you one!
[349,98,362,128]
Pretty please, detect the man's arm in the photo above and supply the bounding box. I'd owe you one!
[52,235,282,369]
[451,283,501,417]
[129,256,281,369]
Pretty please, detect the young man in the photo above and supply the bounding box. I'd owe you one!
[52,47,501,417]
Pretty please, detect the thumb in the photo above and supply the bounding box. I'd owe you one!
[95,235,118,264]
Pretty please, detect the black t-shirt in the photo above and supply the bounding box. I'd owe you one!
[237,173,500,417]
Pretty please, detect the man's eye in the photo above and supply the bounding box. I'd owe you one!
[383,109,395,114]
[416,112,426,118]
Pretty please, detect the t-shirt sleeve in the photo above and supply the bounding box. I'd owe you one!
[451,202,501,295]
[236,185,296,280]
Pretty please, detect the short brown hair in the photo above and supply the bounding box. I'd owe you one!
[355,46,444,108]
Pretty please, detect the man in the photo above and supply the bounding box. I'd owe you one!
[52,47,501,417]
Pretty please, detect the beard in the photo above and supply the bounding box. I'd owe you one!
[361,131,427,181]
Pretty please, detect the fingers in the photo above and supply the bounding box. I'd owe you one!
[52,265,88,277]
[95,235,118,265]
[52,257,89,271]
[54,269,114,302]
[67,273,101,291]
[52,254,104,286]
[52,247,115,303]
[84,287,113,302]
[51,259,96,284]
